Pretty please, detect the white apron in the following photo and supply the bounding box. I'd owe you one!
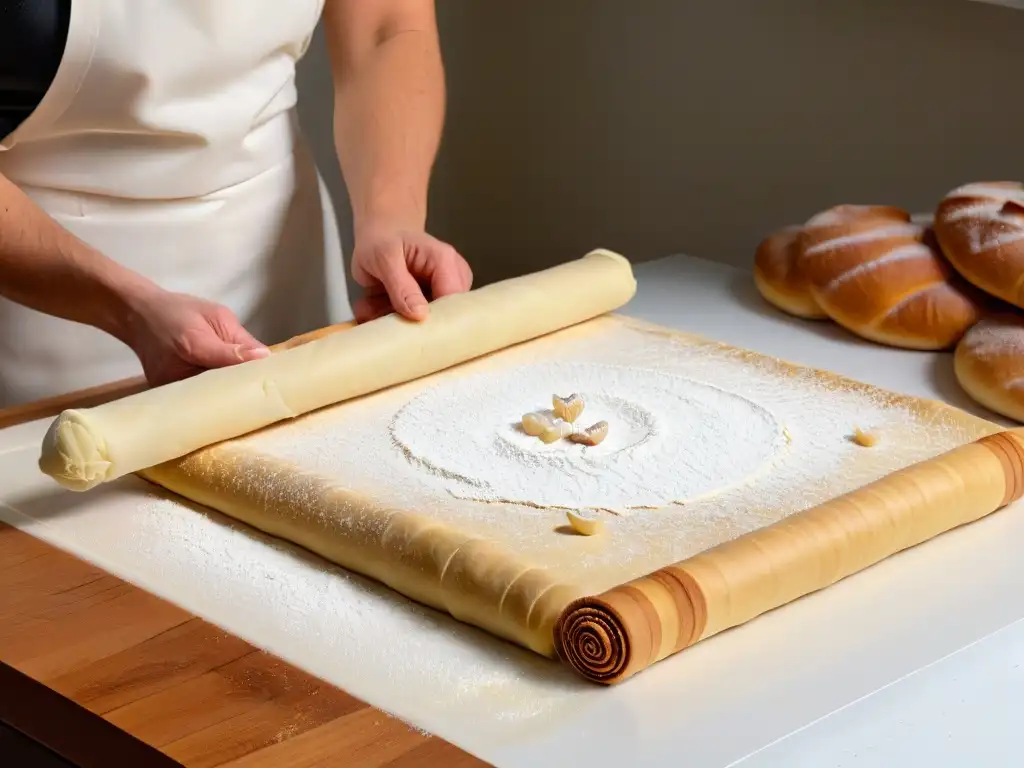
[0,0,353,407]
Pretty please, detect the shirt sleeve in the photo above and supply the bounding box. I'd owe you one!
[0,0,71,143]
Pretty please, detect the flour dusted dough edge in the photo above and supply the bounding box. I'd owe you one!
[141,314,998,661]
[39,250,638,491]
[139,447,583,657]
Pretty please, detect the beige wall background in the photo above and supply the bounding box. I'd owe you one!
[297,0,1024,294]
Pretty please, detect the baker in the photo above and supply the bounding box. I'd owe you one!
[0,0,472,407]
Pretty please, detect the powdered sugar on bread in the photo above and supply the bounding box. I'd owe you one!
[946,182,1024,202]
[955,315,1024,421]
[958,317,1024,358]
[802,224,924,257]
[817,243,935,296]
[935,181,1024,308]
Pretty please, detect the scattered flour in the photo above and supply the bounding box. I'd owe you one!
[129,491,584,727]
[390,363,782,512]
[240,318,979,584]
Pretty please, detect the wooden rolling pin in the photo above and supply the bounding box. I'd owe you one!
[554,429,1024,685]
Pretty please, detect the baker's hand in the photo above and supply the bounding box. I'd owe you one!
[350,223,473,323]
[123,288,270,387]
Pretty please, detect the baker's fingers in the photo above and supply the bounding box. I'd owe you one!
[145,359,207,387]
[227,324,269,358]
[179,329,269,370]
[353,293,395,324]
[204,304,270,360]
[370,247,430,321]
[459,255,474,291]
[403,238,471,300]
[426,242,472,299]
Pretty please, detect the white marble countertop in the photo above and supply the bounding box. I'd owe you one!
[2,254,1022,767]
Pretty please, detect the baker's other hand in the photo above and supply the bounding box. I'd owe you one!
[350,223,473,323]
[123,288,270,387]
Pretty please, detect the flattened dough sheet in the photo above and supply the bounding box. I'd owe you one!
[140,316,998,657]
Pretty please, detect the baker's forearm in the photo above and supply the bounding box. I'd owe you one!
[0,172,157,341]
[326,3,445,235]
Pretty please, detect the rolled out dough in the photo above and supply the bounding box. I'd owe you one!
[138,316,998,660]
[389,363,784,511]
[39,250,637,491]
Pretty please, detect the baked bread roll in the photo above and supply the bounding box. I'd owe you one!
[934,182,1024,309]
[754,206,921,321]
[794,204,984,350]
[753,225,828,319]
[955,313,1024,423]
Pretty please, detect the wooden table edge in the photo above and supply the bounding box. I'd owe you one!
[0,320,489,767]
[0,660,183,768]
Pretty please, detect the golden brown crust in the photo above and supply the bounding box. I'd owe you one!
[753,226,828,319]
[955,313,1024,423]
[934,181,1024,309]
[793,205,983,350]
[752,207,913,323]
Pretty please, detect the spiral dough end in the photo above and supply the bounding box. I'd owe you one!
[554,598,636,685]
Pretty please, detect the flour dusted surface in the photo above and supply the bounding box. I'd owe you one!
[129,493,580,727]
[241,316,985,592]
[391,363,782,511]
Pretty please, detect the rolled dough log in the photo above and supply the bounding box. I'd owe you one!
[39,250,637,491]
[554,429,1024,684]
